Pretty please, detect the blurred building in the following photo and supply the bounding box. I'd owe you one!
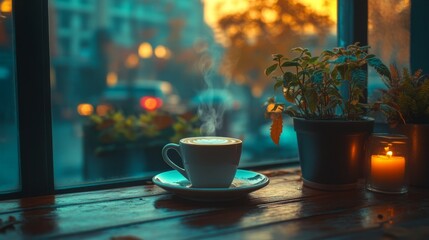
[49,0,212,119]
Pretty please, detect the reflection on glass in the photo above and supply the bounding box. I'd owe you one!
[49,0,337,186]
[0,0,20,192]
[368,0,410,101]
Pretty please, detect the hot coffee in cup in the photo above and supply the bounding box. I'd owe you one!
[162,136,242,188]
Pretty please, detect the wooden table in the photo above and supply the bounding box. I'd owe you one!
[1,168,429,239]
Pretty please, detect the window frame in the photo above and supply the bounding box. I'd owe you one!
[1,0,374,200]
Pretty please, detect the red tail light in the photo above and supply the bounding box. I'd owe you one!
[140,96,163,111]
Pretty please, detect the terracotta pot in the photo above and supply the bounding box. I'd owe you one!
[294,118,374,190]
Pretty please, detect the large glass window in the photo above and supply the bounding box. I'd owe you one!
[49,0,337,187]
[0,0,20,192]
[368,0,410,100]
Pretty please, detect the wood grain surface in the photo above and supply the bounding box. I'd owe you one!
[1,168,429,240]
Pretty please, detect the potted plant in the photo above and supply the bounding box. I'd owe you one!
[83,111,200,180]
[265,43,390,190]
[377,65,429,187]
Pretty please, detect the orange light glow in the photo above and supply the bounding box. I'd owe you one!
[77,103,94,116]
[138,42,153,58]
[266,103,283,113]
[251,86,263,97]
[125,54,139,68]
[96,104,112,116]
[106,72,118,86]
[140,97,162,111]
[154,45,171,59]
[261,8,277,23]
[1,0,12,13]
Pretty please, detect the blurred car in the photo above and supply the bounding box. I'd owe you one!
[77,80,185,116]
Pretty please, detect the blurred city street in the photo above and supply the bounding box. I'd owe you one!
[1,118,299,191]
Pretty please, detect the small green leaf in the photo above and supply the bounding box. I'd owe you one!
[284,105,298,117]
[291,47,304,53]
[331,68,339,80]
[351,69,367,86]
[265,63,278,76]
[309,56,319,63]
[281,61,300,67]
[329,55,347,64]
[305,88,318,113]
[272,54,283,60]
[359,45,371,51]
[368,57,391,79]
[283,72,296,83]
[311,70,324,84]
[321,50,335,57]
[303,50,311,57]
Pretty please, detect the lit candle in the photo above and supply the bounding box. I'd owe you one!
[366,134,409,194]
[370,151,406,189]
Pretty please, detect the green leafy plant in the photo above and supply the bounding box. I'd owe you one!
[378,64,429,127]
[265,43,390,144]
[87,111,200,155]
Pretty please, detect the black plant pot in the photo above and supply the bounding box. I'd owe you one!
[391,124,429,187]
[294,118,374,190]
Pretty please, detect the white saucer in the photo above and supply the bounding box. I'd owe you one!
[152,169,270,202]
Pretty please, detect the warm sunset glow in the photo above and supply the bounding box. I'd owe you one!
[106,72,118,86]
[203,0,336,44]
[77,103,94,116]
[261,8,277,23]
[138,42,153,58]
[0,0,12,13]
[300,0,337,22]
[125,53,139,68]
[154,45,171,59]
[395,0,409,13]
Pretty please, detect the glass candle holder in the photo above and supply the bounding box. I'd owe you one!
[366,134,409,194]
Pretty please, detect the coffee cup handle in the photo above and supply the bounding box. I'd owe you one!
[162,143,188,179]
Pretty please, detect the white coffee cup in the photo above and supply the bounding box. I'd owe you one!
[162,136,242,188]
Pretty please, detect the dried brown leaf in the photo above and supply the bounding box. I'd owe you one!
[270,114,283,145]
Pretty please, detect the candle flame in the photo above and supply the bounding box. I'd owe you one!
[386,151,393,157]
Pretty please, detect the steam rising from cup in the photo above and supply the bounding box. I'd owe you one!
[198,100,224,135]
[196,44,228,136]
